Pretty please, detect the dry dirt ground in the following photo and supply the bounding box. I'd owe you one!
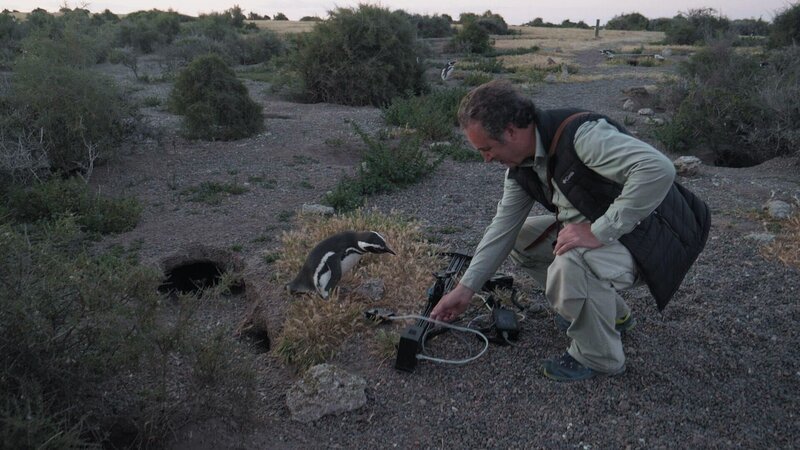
[91,40,800,448]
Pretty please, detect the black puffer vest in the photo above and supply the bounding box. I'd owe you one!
[509,108,711,310]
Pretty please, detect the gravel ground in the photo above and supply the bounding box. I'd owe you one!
[92,49,800,448]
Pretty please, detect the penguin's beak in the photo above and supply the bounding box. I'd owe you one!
[385,247,396,255]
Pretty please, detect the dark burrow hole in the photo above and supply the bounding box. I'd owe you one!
[239,328,271,354]
[158,261,244,295]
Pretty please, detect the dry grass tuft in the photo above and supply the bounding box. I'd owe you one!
[271,209,446,369]
[763,212,800,269]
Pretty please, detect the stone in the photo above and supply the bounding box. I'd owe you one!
[300,203,335,216]
[622,86,650,97]
[662,48,673,57]
[763,200,793,219]
[745,233,776,243]
[622,99,636,112]
[354,278,386,301]
[673,156,702,176]
[637,108,654,116]
[544,73,558,83]
[286,364,367,423]
[644,117,665,126]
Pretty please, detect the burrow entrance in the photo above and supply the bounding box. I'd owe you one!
[158,245,245,296]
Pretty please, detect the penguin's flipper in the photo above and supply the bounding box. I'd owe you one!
[316,252,343,299]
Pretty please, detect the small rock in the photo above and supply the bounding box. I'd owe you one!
[354,278,386,301]
[559,64,569,80]
[662,48,673,57]
[286,364,367,423]
[622,99,636,112]
[300,203,335,216]
[763,200,793,219]
[745,233,776,243]
[673,156,702,176]
[644,117,665,126]
[637,108,654,116]
[544,73,558,83]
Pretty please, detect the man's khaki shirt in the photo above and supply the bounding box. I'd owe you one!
[459,118,676,293]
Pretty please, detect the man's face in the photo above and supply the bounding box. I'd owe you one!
[464,121,528,168]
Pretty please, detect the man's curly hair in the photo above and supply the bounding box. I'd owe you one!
[457,80,536,142]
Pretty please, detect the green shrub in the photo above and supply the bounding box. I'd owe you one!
[412,14,454,38]
[323,123,440,212]
[459,10,513,35]
[656,42,800,166]
[449,21,492,54]
[164,34,234,66]
[169,54,264,140]
[6,177,141,233]
[9,46,136,174]
[0,12,24,68]
[664,8,730,45]
[240,30,286,64]
[382,87,468,140]
[292,4,426,106]
[0,217,255,447]
[769,3,800,48]
[605,12,649,30]
[117,9,185,53]
[647,17,673,32]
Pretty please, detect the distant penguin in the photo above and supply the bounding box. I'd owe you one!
[287,231,395,299]
[441,60,456,81]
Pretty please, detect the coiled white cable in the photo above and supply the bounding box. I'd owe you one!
[389,314,489,365]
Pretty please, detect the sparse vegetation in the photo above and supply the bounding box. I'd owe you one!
[4,35,137,176]
[181,180,249,205]
[382,87,467,141]
[768,3,800,49]
[6,177,142,234]
[655,41,800,166]
[0,212,255,448]
[323,123,441,212]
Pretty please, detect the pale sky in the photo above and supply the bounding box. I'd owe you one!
[6,0,793,25]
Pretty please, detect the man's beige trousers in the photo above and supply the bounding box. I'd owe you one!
[509,215,639,372]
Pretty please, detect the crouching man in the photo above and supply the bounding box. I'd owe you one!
[430,80,710,381]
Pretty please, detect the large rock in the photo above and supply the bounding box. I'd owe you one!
[286,364,367,423]
[673,156,702,176]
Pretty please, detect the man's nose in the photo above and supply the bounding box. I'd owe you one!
[482,152,493,163]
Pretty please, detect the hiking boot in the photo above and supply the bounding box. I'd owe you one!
[553,312,636,334]
[541,352,625,382]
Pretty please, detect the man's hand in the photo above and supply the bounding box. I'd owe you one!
[430,284,474,322]
[553,222,603,255]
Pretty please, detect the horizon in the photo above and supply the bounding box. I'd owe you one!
[5,0,793,25]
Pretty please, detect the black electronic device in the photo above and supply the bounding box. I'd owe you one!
[394,252,471,372]
[492,307,519,341]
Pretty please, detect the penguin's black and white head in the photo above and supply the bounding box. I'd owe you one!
[356,231,396,255]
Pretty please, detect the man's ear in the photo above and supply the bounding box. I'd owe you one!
[505,124,517,140]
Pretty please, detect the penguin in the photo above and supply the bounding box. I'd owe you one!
[440,60,456,81]
[287,231,395,299]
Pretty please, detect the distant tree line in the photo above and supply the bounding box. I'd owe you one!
[603,8,787,46]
